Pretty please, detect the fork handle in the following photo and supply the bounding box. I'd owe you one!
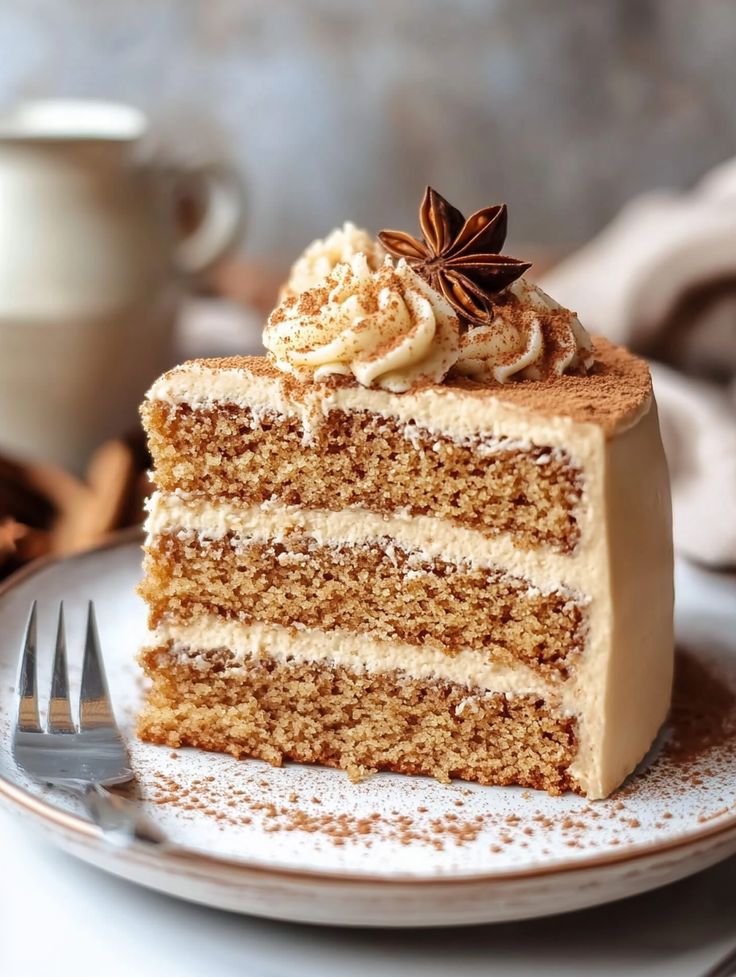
[82,783,167,847]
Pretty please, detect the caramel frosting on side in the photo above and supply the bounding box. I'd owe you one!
[264,255,461,393]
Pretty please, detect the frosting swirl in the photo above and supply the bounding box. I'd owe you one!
[280,222,385,300]
[264,254,461,392]
[454,277,594,383]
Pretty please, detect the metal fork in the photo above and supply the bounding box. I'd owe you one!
[12,601,164,846]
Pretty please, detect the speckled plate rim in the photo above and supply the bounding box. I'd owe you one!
[2,530,736,888]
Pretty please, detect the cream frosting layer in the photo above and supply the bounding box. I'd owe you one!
[277,222,592,386]
[145,493,586,596]
[455,278,594,382]
[280,222,385,299]
[153,615,557,703]
[264,255,460,393]
[147,358,638,453]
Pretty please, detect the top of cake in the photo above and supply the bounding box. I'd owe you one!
[151,338,651,438]
[150,187,653,437]
[263,187,594,392]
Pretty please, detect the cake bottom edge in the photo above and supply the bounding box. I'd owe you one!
[138,644,581,796]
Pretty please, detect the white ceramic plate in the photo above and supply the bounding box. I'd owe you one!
[1,534,736,927]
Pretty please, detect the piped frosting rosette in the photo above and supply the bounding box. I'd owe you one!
[280,222,385,300]
[265,188,595,392]
[454,278,594,383]
[264,254,461,393]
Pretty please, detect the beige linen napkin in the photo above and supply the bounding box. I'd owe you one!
[541,160,736,567]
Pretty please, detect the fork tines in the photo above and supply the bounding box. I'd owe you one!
[48,602,74,733]
[17,601,40,733]
[16,601,117,735]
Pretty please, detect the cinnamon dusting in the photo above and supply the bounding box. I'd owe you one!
[174,337,651,437]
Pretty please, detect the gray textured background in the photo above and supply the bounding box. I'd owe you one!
[1,0,735,258]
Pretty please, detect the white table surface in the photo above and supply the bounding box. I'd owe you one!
[2,808,736,977]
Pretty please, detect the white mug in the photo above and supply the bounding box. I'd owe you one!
[0,99,244,473]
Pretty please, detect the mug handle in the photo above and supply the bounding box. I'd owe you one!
[172,163,245,277]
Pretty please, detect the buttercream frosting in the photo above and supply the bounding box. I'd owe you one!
[263,254,461,393]
[155,616,554,702]
[144,492,585,595]
[270,219,593,391]
[454,277,594,383]
[280,221,385,299]
[146,341,652,441]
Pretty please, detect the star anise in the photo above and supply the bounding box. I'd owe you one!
[378,187,530,327]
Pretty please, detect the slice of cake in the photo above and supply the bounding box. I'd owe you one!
[138,189,674,798]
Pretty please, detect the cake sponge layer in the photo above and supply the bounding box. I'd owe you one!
[142,531,585,676]
[142,403,583,552]
[138,646,578,794]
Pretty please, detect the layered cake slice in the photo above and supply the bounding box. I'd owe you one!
[138,189,674,798]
